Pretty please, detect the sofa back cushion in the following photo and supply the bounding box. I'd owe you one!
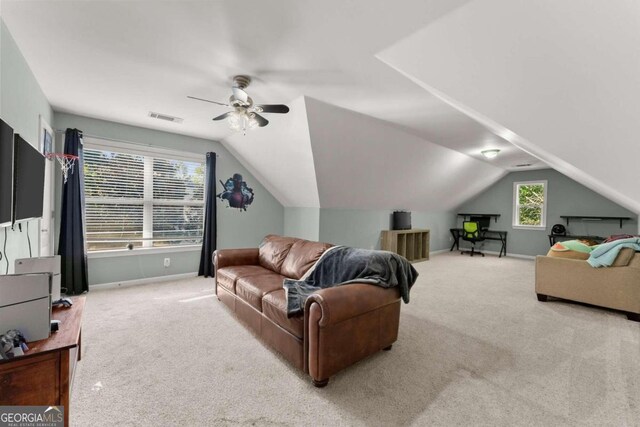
[280,239,333,279]
[259,235,298,273]
[612,248,636,267]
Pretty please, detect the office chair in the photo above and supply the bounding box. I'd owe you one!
[460,221,485,257]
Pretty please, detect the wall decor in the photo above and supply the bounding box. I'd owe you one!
[39,115,53,155]
[217,173,254,211]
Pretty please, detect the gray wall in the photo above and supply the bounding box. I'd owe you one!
[458,169,638,256]
[0,19,54,274]
[54,113,284,285]
[284,207,319,241]
[318,208,457,251]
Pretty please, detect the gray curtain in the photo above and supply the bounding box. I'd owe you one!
[58,129,89,294]
[198,152,217,277]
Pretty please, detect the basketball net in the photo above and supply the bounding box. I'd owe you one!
[46,153,79,184]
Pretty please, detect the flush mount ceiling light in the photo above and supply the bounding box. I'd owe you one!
[481,149,500,159]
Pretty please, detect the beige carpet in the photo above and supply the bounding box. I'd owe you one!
[71,253,640,426]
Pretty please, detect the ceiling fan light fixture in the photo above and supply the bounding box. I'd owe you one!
[227,112,242,131]
[248,113,259,130]
[481,149,500,159]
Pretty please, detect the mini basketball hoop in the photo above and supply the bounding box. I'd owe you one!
[46,153,79,184]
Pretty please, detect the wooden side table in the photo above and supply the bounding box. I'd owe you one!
[0,296,85,426]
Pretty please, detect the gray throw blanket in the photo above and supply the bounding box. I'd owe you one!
[283,246,418,317]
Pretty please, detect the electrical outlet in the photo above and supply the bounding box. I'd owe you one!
[164,258,170,268]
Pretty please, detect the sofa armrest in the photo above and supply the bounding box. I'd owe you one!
[304,284,402,381]
[304,283,400,327]
[213,248,260,270]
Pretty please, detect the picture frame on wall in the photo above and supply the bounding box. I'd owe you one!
[39,115,53,156]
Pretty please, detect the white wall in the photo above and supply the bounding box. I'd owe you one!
[318,208,456,252]
[0,18,54,274]
[222,96,319,207]
[305,97,506,211]
[284,207,320,241]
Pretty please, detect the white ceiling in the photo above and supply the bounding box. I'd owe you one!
[0,0,543,177]
[378,0,640,214]
[305,97,506,211]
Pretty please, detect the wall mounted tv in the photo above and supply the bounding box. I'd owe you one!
[0,119,14,227]
[13,134,45,223]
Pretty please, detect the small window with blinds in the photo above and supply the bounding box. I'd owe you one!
[84,145,205,252]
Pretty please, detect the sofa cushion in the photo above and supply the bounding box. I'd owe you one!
[262,290,304,338]
[259,235,298,273]
[280,240,333,279]
[612,248,636,267]
[236,273,286,311]
[217,265,269,294]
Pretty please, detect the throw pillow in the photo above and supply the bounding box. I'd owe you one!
[551,240,594,253]
[547,240,594,260]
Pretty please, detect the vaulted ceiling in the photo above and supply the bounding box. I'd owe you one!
[2,0,636,213]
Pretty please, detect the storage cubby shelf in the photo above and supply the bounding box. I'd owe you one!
[381,229,430,263]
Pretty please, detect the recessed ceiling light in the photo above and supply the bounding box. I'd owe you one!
[481,149,500,159]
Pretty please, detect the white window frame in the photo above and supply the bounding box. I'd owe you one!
[83,137,205,255]
[512,180,547,230]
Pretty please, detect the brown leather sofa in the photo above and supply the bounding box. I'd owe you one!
[213,235,401,386]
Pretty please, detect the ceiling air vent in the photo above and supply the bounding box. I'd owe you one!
[149,112,184,124]
[514,163,532,168]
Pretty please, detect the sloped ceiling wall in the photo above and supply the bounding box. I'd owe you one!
[304,97,505,211]
[378,0,640,213]
[222,96,319,207]
[222,96,506,210]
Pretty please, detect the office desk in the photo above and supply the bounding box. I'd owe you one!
[450,228,508,257]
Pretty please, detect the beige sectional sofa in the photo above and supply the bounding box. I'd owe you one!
[535,251,640,321]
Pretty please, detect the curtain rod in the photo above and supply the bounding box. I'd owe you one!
[54,129,219,157]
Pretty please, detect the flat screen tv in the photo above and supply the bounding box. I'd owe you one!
[13,134,45,223]
[0,119,14,227]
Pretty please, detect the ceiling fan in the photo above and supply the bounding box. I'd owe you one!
[188,75,290,133]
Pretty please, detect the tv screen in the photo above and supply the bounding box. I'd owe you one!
[0,119,14,227]
[13,134,45,222]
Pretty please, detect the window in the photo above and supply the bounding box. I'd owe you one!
[84,140,205,252]
[513,180,547,229]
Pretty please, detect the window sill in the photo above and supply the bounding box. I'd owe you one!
[88,245,201,259]
[512,225,547,231]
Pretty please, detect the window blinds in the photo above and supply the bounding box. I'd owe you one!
[84,147,205,251]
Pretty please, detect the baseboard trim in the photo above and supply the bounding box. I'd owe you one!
[429,249,450,255]
[90,272,199,290]
[452,247,537,260]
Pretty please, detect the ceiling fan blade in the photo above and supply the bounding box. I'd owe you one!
[252,113,269,127]
[212,112,233,121]
[187,95,229,107]
[254,104,290,114]
[232,87,249,103]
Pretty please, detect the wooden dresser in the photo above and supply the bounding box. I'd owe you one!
[0,296,85,425]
